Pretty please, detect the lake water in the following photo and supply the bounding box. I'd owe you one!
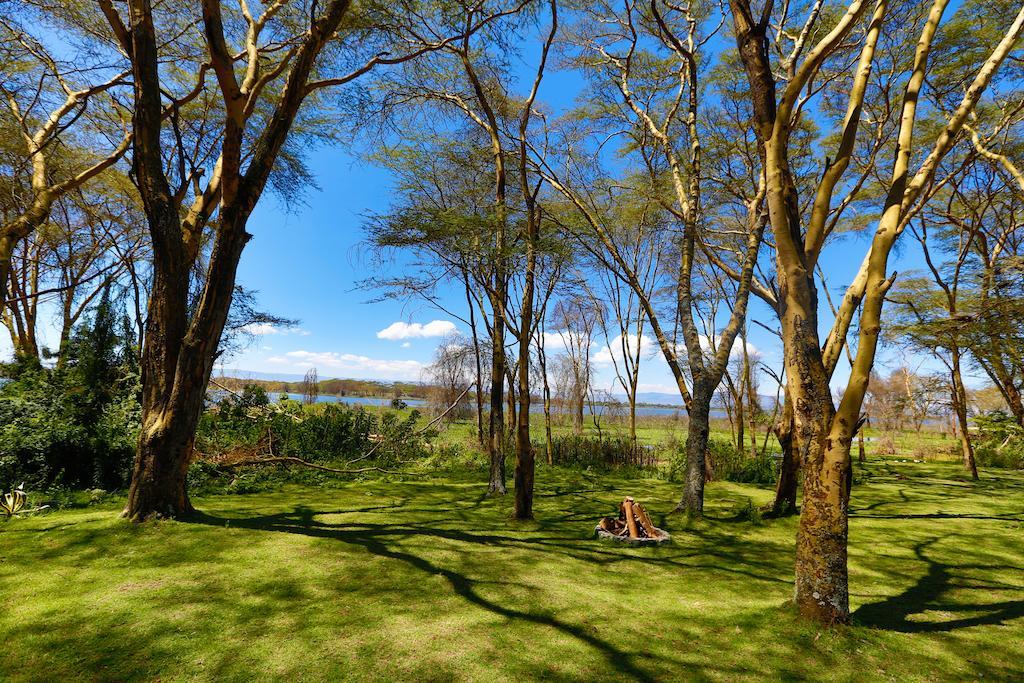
[267,392,727,419]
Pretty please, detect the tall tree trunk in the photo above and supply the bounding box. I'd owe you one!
[794,422,850,623]
[629,396,637,445]
[487,296,507,495]
[466,280,486,446]
[950,348,979,479]
[675,385,710,516]
[124,220,248,520]
[515,227,538,520]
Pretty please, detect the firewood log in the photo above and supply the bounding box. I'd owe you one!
[635,503,658,538]
[622,498,640,538]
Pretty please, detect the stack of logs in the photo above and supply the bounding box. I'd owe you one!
[598,496,659,539]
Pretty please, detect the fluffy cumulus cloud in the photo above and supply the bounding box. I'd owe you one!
[241,323,310,336]
[376,320,457,341]
[697,335,761,360]
[266,350,425,381]
[592,333,660,365]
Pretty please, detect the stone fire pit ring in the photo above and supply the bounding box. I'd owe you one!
[594,524,672,545]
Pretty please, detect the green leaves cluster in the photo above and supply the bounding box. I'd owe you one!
[0,289,140,490]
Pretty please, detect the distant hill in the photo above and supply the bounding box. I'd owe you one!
[633,391,687,406]
[633,390,779,409]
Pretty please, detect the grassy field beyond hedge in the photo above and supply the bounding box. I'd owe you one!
[1,460,1022,681]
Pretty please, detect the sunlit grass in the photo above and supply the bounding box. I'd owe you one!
[1,461,1021,681]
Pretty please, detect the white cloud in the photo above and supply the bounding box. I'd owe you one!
[592,333,659,365]
[541,330,595,356]
[242,322,277,335]
[401,342,412,348]
[697,335,761,360]
[377,320,457,340]
[241,323,310,336]
[267,350,425,381]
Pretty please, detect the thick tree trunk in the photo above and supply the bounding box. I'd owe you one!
[123,218,248,520]
[772,397,799,516]
[514,395,534,518]
[675,388,710,516]
[777,260,847,621]
[794,428,851,623]
[515,302,536,519]
[124,406,197,518]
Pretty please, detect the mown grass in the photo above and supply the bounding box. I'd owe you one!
[1,460,1021,681]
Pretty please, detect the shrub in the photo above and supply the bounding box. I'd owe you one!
[193,390,435,491]
[735,498,764,525]
[678,438,777,485]
[0,292,139,491]
[548,435,659,471]
[973,411,1024,470]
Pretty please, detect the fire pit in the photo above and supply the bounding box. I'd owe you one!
[595,496,672,545]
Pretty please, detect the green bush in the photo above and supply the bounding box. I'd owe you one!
[674,438,777,485]
[419,443,488,472]
[0,291,139,491]
[973,411,1024,469]
[193,389,435,492]
[548,435,659,471]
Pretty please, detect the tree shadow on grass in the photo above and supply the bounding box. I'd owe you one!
[187,508,663,681]
[853,538,1024,633]
[852,511,1024,521]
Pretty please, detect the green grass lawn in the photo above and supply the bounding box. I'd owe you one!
[1,461,1022,681]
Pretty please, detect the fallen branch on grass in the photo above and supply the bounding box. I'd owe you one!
[208,385,474,476]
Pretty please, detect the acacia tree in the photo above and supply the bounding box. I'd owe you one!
[426,333,476,420]
[0,10,131,304]
[4,200,145,365]
[511,0,559,519]
[539,0,766,516]
[890,138,1024,475]
[362,0,559,507]
[549,296,599,435]
[728,0,1024,623]
[102,0,487,520]
[579,201,663,445]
